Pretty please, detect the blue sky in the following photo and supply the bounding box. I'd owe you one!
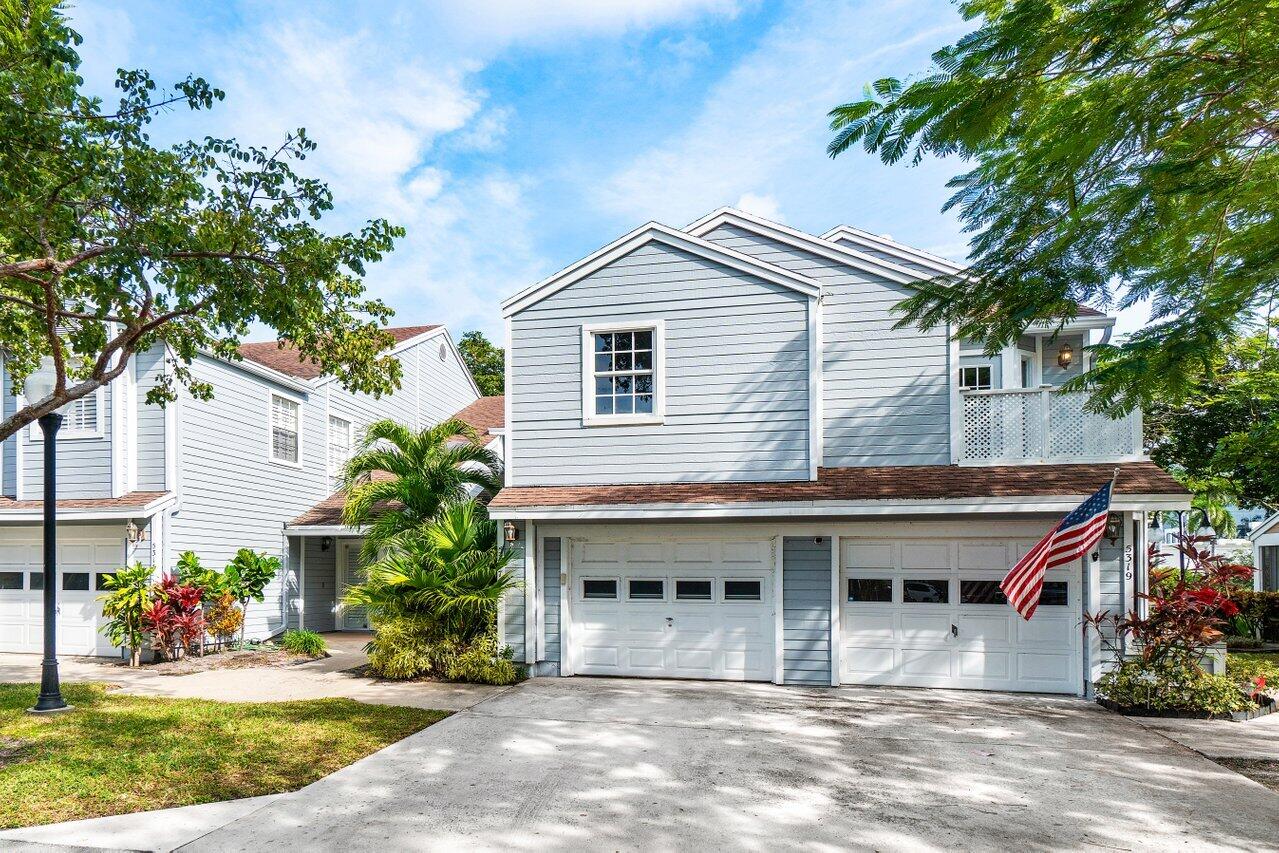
[70,0,1137,340]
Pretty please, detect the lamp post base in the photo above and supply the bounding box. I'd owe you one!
[26,704,75,715]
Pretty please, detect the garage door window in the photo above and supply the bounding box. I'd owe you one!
[675,579,713,601]
[628,579,665,601]
[582,578,618,600]
[723,580,762,601]
[1039,581,1069,606]
[960,579,1069,606]
[28,572,43,590]
[62,572,90,591]
[848,578,893,602]
[903,579,949,603]
[95,573,116,591]
[0,572,21,590]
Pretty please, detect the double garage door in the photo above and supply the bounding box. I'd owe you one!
[0,525,122,656]
[563,534,1081,694]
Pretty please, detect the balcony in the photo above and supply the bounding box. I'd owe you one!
[959,388,1143,465]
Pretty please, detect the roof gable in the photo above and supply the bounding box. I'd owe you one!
[821,224,965,276]
[685,208,925,286]
[238,324,442,379]
[501,222,820,317]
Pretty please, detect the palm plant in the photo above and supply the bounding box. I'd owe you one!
[341,418,502,560]
[342,500,518,641]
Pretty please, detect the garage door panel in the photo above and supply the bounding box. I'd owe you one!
[570,538,775,682]
[842,536,1080,694]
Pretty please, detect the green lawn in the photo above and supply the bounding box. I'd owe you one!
[0,683,447,829]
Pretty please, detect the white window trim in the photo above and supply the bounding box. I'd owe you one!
[267,390,305,468]
[580,319,665,427]
[326,412,355,486]
[27,386,106,442]
[958,364,993,392]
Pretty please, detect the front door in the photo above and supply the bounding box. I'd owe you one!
[337,542,370,630]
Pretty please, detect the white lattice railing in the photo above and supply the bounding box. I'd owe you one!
[960,388,1142,464]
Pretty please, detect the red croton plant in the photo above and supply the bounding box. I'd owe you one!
[141,574,206,661]
[1086,535,1253,670]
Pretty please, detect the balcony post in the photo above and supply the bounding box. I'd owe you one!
[1040,386,1052,462]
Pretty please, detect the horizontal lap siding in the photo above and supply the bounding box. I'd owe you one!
[826,237,942,277]
[169,355,328,640]
[134,347,167,491]
[783,536,831,686]
[302,537,337,633]
[511,241,811,485]
[21,382,113,499]
[541,537,561,674]
[416,338,480,424]
[2,365,15,496]
[502,530,526,661]
[703,224,951,467]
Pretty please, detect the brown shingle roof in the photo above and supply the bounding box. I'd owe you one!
[453,395,504,438]
[0,491,170,514]
[489,462,1185,509]
[238,325,442,379]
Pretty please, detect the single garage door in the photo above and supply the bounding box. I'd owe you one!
[568,538,775,681]
[0,524,123,656]
[841,538,1081,694]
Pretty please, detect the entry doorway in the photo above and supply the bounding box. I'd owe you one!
[337,541,370,630]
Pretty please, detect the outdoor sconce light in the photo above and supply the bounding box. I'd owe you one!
[1104,512,1123,545]
[320,537,333,552]
[503,521,519,543]
[125,521,148,544]
[1057,343,1074,370]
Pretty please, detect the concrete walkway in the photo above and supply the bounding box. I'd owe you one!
[6,677,1278,851]
[0,634,506,711]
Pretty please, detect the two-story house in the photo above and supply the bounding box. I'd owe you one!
[488,208,1189,696]
[0,325,486,655]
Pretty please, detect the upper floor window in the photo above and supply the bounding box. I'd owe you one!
[581,321,664,426]
[328,414,353,489]
[28,387,104,441]
[958,365,992,392]
[270,393,301,465]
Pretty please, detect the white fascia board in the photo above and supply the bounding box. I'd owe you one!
[204,350,313,394]
[283,523,363,536]
[821,224,967,276]
[685,208,923,286]
[501,221,820,317]
[489,493,1191,521]
[1249,512,1279,542]
[0,492,177,523]
[1027,316,1117,333]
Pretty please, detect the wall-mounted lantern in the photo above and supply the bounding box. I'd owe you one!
[125,521,148,543]
[503,521,519,543]
[320,537,333,552]
[1104,512,1123,545]
[1057,343,1074,370]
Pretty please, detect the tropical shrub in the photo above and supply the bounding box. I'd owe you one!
[1227,654,1279,702]
[205,591,244,651]
[224,549,280,648]
[340,418,502,561]
[444,634,520,686]
[1096,659,1253,717]
[1233,591,1279,642]
[141,574,205,661]
[99,563,155,666]
[280,629,327,657]
[366,613,444,679]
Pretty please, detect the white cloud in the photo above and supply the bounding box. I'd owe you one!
[735,192,783,222]
[431,0,744,47]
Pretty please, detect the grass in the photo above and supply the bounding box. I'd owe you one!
[0,682,447,829]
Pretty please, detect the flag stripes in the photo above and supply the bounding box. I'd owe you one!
[1000,479,1115,620]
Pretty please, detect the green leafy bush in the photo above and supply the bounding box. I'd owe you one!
[280,629,327,658]
[1096,659,1252,716]
[444,634,520,686]
[98,563,156,667]
[1227,653,1279,686]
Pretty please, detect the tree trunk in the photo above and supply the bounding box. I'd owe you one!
[239,599,248,650]
[129,646,141,667]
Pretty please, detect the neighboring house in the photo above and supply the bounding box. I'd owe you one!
[0,325,482,655]
[1249,514,1279,591]
[487,207,1190,696]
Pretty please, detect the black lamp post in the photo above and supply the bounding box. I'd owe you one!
[27,367,70,713]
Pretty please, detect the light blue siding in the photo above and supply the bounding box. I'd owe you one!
[1041,333,1085,387]
[539,536,561,674]
[510,240,812,485]
[134,347,168,491]
[1,364,15,497]
[21,382,113,499]
[782,536,832,686]
[826,234,945,278]
[301,536,338,633]
[704,223,951,467]
[502,527,526,661]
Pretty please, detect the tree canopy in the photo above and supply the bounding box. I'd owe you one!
[827,0,1278,415]
[457,330,504,396]
[0,1,405,441]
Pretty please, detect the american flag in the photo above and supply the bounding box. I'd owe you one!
[1001,478,1115,620]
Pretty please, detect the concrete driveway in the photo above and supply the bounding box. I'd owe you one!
[168,677,1279,851]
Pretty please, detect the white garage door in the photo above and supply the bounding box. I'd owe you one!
[0,525,123,656]
[568,538,775,681]
[841,538,1081,694]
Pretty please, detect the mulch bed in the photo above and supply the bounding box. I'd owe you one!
[125,649,323,676]
[1214,758,1279,793]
